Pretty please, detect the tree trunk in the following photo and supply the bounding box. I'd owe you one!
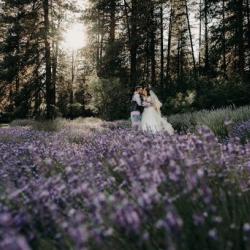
[97,10,100,68]
[222,0,226,76]
[180,34,184,77]
[177,37,181,77]
[69,51,75,119]
[246,0,250,68]
[43,0,53,119]
[15,65,20,94]
[204,0,209,76]
[166,4,173,79]
[247,0,250,46]
[34,90,41,118]
[185,0,196,73]
[198,0,202,72]
[146,33,150,81]
[150,3,156,86]
[70,51,75,106]
[15,7,21,98]
[52,18,61,111]
[9,85,14,112]
[34,51,41,118]
[110,0,116,42]
[51,41,58,107]
[130,0,138,87]
[237,0,245,76]
[97,12,105,74]
[124,0,131,41]
[160,3,164,89]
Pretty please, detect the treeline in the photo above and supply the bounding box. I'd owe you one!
[0,0,250,121]
[0,0,85,121]
[85,0,250,119]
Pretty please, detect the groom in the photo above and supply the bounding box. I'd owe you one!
[131,86,144,129]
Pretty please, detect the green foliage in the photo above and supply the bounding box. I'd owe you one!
[57,91,69,117]
[162,90,197,114]
[10,117,105,134]
[0,112,14,123]
[10,119,35,128]
[87,76,130,121]
[168,105,250,138]
[98,40,128,79]
[66,102,84,119]
[8,104,250,139]
[10,119,61,132]
[161,76,250,115]
[194,76,250,109]
[0,0,43,115]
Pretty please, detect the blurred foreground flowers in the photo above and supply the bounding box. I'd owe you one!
[1,121,250,250]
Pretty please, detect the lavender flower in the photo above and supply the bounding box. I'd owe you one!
[1,123,250,249]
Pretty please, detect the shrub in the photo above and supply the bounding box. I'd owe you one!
[10,117,105,133]
[67,102,84,119]
[0,112,14,123]
[161,76,250,114]
[194,76,250,110]
[162,90,196,115]
[87,76,130,121]
[103,120,131,130]
[10,119,36,128]
[10,118,63,132]
[230,120,250,143]
[168,106,250,138]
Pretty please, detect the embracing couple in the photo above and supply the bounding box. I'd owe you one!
[131,86,174,135]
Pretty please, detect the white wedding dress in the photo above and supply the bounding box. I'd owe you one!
[141,91,174,135]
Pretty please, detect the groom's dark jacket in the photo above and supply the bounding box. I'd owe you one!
[131,93,144,114]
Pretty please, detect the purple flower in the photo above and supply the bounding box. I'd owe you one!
[1,122,250,249]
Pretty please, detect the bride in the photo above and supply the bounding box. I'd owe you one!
[141,87,174,135]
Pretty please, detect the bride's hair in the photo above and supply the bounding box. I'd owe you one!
[145,87,151,96]
[135,86,142,92]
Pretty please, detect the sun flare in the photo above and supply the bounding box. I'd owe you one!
[62,23,87,51]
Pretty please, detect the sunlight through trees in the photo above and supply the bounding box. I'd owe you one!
[0,0,249,121]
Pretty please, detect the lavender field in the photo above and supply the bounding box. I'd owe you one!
[1,117,250,250]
